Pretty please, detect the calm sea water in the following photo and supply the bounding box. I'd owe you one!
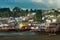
[0,31,39,37]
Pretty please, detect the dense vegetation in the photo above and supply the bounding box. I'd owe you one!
[0,7,42,21]
[0,7,60,22]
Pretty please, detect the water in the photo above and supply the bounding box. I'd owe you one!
[0,31,38,37]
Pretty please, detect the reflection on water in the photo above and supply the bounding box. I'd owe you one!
[0,31,38,36]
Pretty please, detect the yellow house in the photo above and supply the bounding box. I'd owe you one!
[19,22,28,29]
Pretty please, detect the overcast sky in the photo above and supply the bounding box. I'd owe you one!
[0,0,60,10]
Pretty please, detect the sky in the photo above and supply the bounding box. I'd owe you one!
[0,0,60,10]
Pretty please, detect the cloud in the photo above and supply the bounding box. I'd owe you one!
[56,0,60,8]
[48,0,55,5]
[32,0,42,3]
[0,0,60,9]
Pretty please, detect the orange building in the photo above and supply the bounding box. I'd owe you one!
[27,14,33,18]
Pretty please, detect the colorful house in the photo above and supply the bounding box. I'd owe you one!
[19,22,28,29]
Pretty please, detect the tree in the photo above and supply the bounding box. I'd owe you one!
[13,7,21,17]
[0,8,11,17]
[25,9,28,16]
[13,7,26,17]
[30,9,33,13]
[35,9,42,22]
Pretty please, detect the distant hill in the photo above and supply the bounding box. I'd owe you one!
[0,8,10,12]
[0,8,12,17]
